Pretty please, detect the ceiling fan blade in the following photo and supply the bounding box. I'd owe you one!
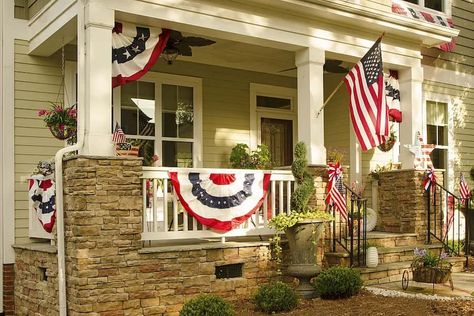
[278,67,297,73]
[325,59,343,66]
[184,36,216,47]
[175,43,193,56]
[168,30,183,41]
[324,59,348,73]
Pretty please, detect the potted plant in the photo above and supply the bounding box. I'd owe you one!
[38,103,77,140]
[411,248,452,284]
[269,142,333,298]
[229,143,272,170]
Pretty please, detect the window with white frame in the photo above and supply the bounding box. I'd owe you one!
[113,73,202,167]
[403,0,447,13]
[426,100,448,169]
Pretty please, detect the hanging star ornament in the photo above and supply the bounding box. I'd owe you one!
[404,131,435,170]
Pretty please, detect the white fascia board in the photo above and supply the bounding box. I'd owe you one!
[265,0,459,45]
[423,65,474,88]
[28,0,78,56]
[111,0,422,68]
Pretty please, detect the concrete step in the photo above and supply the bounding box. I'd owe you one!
[365,231,419,248]
[376,244,443,264]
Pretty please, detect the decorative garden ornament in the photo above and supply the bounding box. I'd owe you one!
[366,246,379,268]
[404,131,435,169]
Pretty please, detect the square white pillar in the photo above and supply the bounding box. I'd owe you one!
[295,47,326,165]
[81,2,115,156]
[399,65,424,168]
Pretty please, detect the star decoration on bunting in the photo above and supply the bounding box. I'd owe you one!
[404,131,435,170]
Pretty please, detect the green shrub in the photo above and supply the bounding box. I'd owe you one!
[229,143,272,169]
[179,294,234,316]
[313,267,363,299]
[290,142,315,213]
[252,281,298,314]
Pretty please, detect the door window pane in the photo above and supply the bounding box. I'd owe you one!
[425,0,442,11]
[261,118,293,167]
[162,84,194,139]
[257,96,291,109]
[162,141,193,167]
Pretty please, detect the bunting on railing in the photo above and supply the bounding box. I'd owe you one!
[444,195,455,239]
[423,167,436,192]
[28,177,56,233]
[169,171,271,231]
[112,22,170,87]
[391,0,456,52]
[326,162,347,219]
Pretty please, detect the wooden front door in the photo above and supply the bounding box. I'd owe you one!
[260,117,293,167]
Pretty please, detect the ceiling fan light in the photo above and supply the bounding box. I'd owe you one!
[162,48,179,65]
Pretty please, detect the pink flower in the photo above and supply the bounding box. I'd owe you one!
[59,124,65,132]
[38,109,48,116]
[68,108,77,118]
[54,105,64,113]
[152,154,160,162]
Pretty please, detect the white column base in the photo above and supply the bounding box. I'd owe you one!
[81,134,115,156]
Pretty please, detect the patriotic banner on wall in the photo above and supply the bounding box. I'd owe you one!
[326,163,347,219]
[170,171,271,231]
[423,167,437,192]
[391,0,456,52]
[385,70,402,123]
[28,177,56,233]
[112,22,170,88]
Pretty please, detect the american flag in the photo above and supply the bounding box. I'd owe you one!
[344,37,389,151]
[112,122,126,144]
[444,195,455,239]
[326,163,347,219]
[459,172,471,203]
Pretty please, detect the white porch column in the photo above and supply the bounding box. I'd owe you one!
[399,65,424,168]
[295,47,326,165]
[81,2,115,155]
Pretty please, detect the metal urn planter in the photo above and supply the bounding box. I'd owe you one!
[285,219,326,298]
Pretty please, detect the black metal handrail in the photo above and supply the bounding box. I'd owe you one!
[426,182,470,256]
[329,183,368,267]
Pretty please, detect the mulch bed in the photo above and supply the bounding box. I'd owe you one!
[239,290,474,315]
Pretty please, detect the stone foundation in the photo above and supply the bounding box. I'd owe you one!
[13,244,58,315]
[3,264,15,315]
[378,169,443,241]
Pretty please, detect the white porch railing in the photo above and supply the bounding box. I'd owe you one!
[141,167,294,242]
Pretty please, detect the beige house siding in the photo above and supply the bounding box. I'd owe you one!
[150,60,297,168]
[14,39,64,244]
[422,0,474,75]
[423,80,474,191]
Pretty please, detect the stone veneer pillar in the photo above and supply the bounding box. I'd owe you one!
[378,169,443,241]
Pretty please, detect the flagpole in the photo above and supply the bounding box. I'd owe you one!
[316,80,344,118]
[315,32,386,118]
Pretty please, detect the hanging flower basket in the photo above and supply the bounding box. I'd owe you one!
[48,124,76,140]
[412,266,452,284]
[377,131,396,152]
[38,103,77,141]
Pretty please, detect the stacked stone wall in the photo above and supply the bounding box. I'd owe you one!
[378,169,443,241]
[14,246,58,315]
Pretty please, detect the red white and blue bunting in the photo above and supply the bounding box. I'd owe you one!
[170,171,271,232]
[326,163,347,219]
[391,0,456,52]
[112,22,170,88]
[423,167,437,192]
[28,177,56,233]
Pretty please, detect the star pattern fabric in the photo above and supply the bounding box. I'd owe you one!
[404,131,435,169]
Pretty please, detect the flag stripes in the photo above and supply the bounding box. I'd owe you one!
[112,122,126,144]
[459,173,471,203]
[326,163,347,219]
[344,37,389,151]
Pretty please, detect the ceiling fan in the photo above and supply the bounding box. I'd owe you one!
[162,30,216,64]
[278,59,348,74]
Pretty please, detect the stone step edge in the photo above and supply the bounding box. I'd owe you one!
[325,244,443,258]
[358,257,466,274]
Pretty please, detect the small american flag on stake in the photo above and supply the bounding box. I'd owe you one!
[459,172,471,203]
[326,163,347,219]
[112,122,126,144]
[344,36,389,151]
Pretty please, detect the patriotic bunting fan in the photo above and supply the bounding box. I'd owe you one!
[326,163,347,219]
[28,177,56,233]
[112,22,170,88]
[170,171,271,231]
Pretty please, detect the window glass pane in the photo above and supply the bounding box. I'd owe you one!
[121,108,137,135]
[257,96,291,109]
[403,0,418,4]
[426,101,447,125]
[178,86,193,106]
[163,84,177,111]
[437,126,447,146]
[425,0,442,11]
[136,139,155,166]
[163,112,177,137]
[431,148,446,169]
[162,141,193,167]
[427,125,437,145]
